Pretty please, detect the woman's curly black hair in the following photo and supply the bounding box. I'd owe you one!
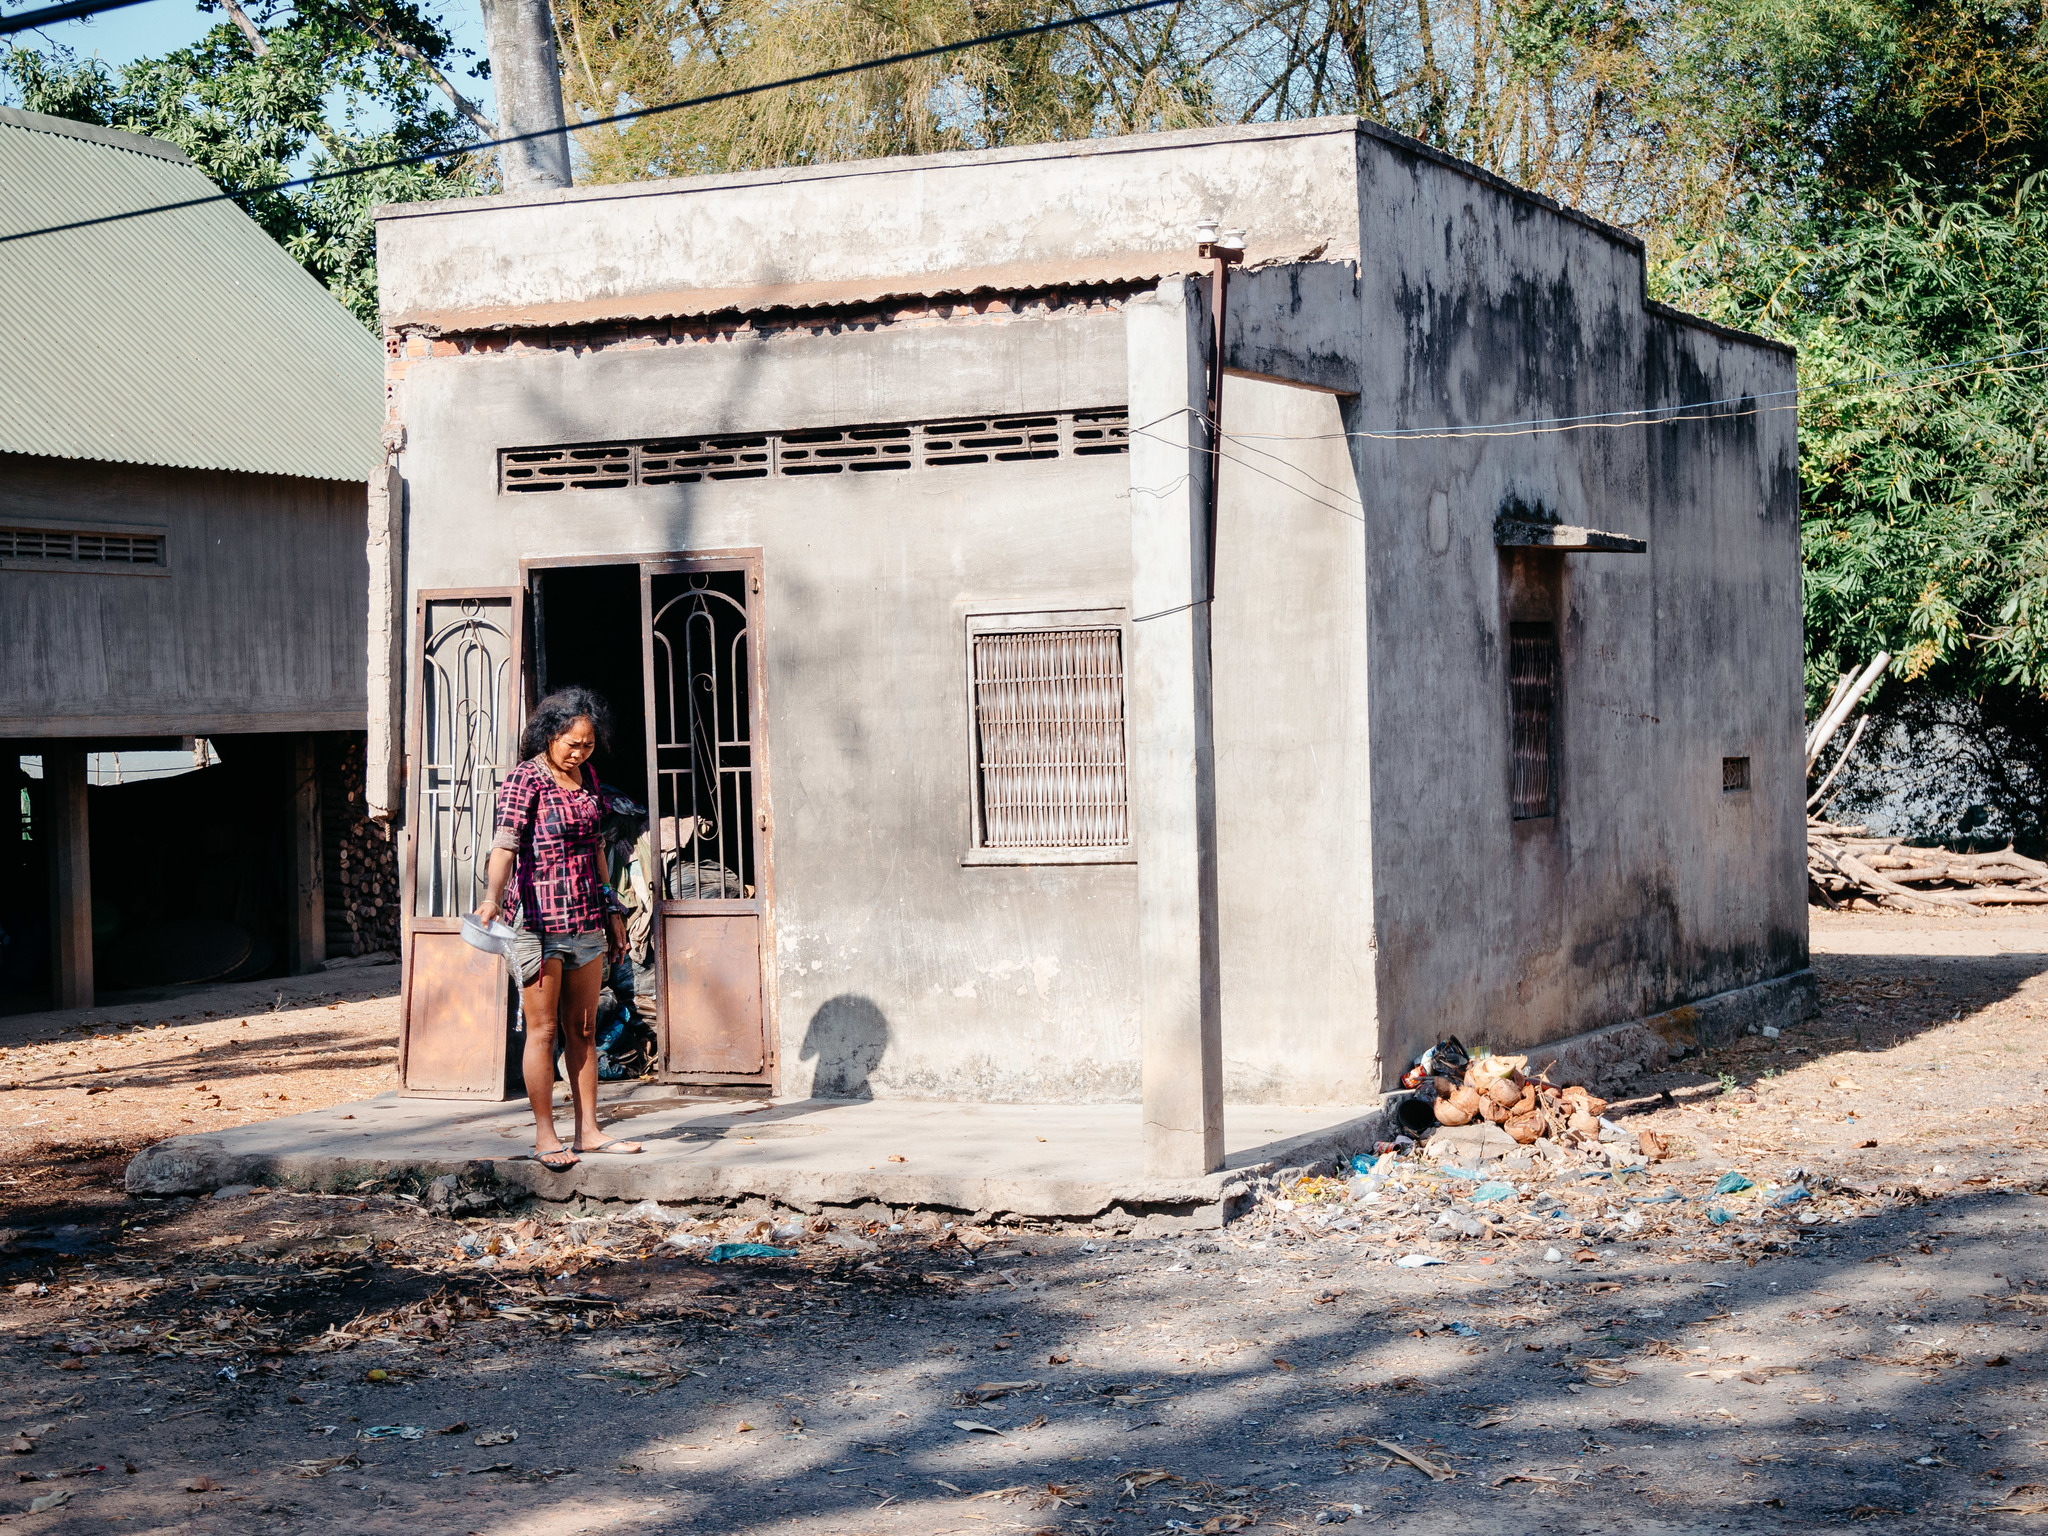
[521,686,613,761]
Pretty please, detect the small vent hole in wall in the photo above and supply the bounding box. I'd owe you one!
[498,408,1128,494]
[0,527,165,565]
[1723,756,1751,792]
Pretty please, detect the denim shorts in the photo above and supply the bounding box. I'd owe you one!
[511,926,607,986]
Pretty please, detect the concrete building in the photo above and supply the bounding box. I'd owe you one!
[372,118,1808,1175]
[0,107,389,1011]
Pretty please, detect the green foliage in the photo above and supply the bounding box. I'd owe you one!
[1653,1,2048,707]
[552,0,1210,184]
[1,0,487,324]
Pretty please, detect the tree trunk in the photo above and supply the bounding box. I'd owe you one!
[481,0,572,192]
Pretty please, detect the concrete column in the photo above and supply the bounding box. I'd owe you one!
[289,735,325,974]
[1126,274,1224,1178]
[365,459,406,820]
[44,749,91,1010]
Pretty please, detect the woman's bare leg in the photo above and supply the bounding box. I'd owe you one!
[559,955,639,1151]
[521,959,570,1156]
[557,953,604,1147]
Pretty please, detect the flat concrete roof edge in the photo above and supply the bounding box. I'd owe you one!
[371,118,1363,225]
[1645,298,1797,359]
[1351,119,1647,259]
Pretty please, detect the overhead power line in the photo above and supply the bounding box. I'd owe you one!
[0,0,1179,246]
[0,0,155,38]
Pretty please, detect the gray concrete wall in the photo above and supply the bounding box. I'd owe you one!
[394,314,1149,1102]
[1211,374,1378,1103]
[382,118,1801,1107]
[1347,135,1804,1082]
[0,453,369,737]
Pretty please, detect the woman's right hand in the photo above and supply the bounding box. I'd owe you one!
[473,899,500,927]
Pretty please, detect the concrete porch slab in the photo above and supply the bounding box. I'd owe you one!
[124,1089,1400,1223]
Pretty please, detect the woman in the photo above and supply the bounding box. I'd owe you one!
[473,687,641,1169]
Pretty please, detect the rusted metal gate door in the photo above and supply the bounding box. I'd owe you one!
[641,557,773,1085]
[400,589,522,1097]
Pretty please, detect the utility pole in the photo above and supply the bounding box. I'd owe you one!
[480,0,572,192]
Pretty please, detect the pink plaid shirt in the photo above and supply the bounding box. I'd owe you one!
[491,758,604,934]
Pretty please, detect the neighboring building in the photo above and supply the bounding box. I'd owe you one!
[372,118,1808,1174]
[0,107,391,1012]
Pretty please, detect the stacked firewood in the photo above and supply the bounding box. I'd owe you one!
[1421,1050,1610,1146]
[325,737,402,957]
[1808,818,2048,914]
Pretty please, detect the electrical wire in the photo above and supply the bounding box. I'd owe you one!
[0,0,1179,246]
[1219,341,2048,445]
[0,0,153,38]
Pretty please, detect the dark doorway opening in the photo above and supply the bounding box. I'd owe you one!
[530,563,649,811]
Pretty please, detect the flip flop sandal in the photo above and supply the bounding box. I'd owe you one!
[572,1139,643,1155]
[529,1146,580,1169]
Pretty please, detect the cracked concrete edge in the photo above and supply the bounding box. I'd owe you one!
[122,1103,1406,1221]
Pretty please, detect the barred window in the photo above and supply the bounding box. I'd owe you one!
[968,620,1129,856]
[1509,621,1558,819]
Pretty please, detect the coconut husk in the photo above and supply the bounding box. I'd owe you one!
[1504,1111,1544,1145]
[1567,1109,1600,1138]
[1434,1098,1475,1126]
[1560,1086,1609,1118]
[1486,1079,1522,1109]
[1479,1098,1512,1124]
[1448,1084,1483,1115]
[1636,1129,1668,1160]
[1466,1058,1519,1091]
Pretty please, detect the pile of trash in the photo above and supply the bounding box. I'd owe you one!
[1399,1036,1610,1147]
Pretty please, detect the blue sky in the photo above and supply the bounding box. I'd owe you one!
[3,0,497,118]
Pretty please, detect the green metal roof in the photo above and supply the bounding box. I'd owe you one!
[0,106,384,483]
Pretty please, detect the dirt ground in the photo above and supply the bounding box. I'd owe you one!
[2,913,2046,1535]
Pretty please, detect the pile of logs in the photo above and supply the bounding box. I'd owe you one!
[1808,819,2048,913]
[1802,650,2048,914]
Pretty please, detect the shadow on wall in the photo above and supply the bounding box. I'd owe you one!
[799,994,890,1100]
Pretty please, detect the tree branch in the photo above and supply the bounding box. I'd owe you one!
[355,9,497,136]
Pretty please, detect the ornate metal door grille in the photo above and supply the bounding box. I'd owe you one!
[1509,621,1558,820]
[415,597,513,916]
[650,572,756,899]
[971,627,1129,849]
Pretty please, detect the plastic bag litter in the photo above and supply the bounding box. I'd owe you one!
[1431,1036,1472,1077]
[624,1200,683,1224]
[358,1425,425,1441]
[1713,1171,1755,1195]
[1395,1253,1445,1268]
[705,1243,798,1262]
[1773,1185,1811,1207]
[1470,1181,1516,1203]
[1708,1207,1734,1225]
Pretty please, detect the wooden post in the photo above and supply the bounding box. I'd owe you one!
[45,749,92,1010]
[289,735,325,974]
